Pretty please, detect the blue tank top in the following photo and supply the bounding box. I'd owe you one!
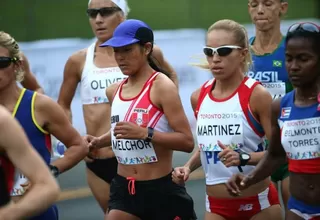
[248,37,293,100]
[278,91,320,173]
[12,89,52,164]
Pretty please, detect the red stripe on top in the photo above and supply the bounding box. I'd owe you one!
[127,77,163,127]
[0,156,15,193]
[288,158,320,174]
[195,80,213,119]
[238,78,264,137]
[45,134,52,153]
[120,72,158,121]
[150,112,163,128]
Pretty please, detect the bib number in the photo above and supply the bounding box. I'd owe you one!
[204,151,221,164]
[262,82,286,100]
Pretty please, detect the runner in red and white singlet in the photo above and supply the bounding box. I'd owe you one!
[58,1,178,216]
[172,19,282,220]
[86,19,196,220]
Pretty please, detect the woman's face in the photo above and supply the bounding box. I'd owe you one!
[205,29,246,81]
[0,46,16,91]
[285,37,320,88]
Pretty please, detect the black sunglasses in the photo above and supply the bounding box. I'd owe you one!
[203,45,242,57]
[0,57,17,69]
[288,22,320,34]
[86,7,122,18]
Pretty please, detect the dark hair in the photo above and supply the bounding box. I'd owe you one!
[148,50,172,80]
[138,42,172,80]
[135,26,173,80]
[285,29,320,55]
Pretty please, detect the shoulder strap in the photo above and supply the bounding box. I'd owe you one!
[194,79,214,119]
[249,37,255,45]
[238,77,264,137]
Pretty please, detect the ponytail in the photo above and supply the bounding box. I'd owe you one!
[140,42,173,81]
[148,54,172,80]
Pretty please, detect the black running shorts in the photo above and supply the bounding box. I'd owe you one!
[108,172,197,220]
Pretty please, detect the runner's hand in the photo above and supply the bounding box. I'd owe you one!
[172,167,191,185]
[113,122,147,140]
[226,173,253,196]
[20,181,31,193]
[218,141,240,167]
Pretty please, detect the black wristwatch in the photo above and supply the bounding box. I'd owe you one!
[144,127,154,142]
[49,165,60,178]
[239,152,251,166]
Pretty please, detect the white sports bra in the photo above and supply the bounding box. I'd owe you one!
[80,42,127,105]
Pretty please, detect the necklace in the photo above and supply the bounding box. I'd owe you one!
[308,96,317,100]
[251,45,278,55]
[251,36,283,55]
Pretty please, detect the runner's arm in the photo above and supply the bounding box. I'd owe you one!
[0,107,59,219]
[184,149,201,172]
[37,94,88,173]
[57,52,83,122]
[247,85,273,165]
[149,74,194,153]
[246,98,287,183]
[184,89,202,171]
[19,53,44,94]
[94,82,121,148]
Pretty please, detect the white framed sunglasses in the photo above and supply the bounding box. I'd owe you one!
[203,45,242,57]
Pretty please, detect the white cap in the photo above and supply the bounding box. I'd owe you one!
[111,0,130,17]
[88,0,130,17]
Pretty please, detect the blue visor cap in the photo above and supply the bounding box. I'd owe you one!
[100,19,154,48]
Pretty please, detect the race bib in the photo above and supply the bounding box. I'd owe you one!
[281,117,320,160]
[112,139,158,165]
[197,112,244,152]
[262,82,286,100]
[10,172,28,196]
[87,67,127,104]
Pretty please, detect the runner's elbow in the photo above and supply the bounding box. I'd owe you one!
[183,135,195,153]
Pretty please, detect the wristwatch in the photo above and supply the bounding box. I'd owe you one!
[144,127,154,142]
[49,165,60,178]
[239,152,251,166]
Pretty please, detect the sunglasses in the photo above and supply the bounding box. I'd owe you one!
[0,57,17,69]
[288,22,320,34]
[203,45,241,57]
[86,7,122,19]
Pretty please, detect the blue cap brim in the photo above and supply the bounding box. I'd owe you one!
[100,37,140,48]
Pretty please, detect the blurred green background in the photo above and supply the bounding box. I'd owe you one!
[1,0,318,42]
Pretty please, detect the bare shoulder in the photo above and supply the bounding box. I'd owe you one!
[153,72,176,91]
[63,48,87,79]
[33,92,57,111]
[250,84,272,105]
[68,48,87,65]
[191,88,201,107]
[252,83,271,97]
[0,105,11,123]
[106,82,122,103]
